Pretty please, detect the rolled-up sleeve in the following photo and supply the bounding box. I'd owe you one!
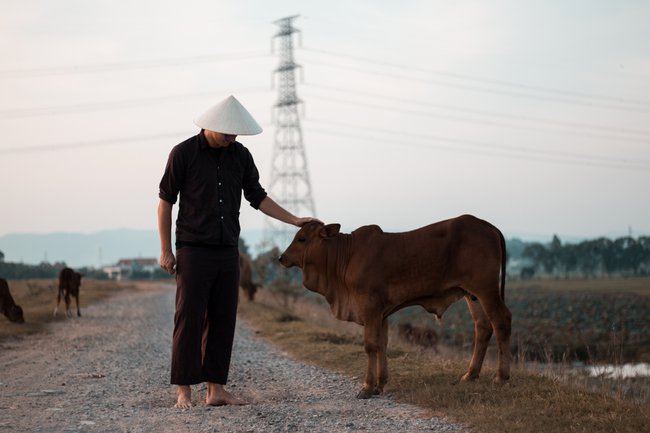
[242,148,267,209]
[159,145,185,205]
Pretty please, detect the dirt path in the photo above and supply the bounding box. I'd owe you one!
[0,283,465,433]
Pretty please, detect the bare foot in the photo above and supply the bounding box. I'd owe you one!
[174,385,192,409]
[206,383,248,406]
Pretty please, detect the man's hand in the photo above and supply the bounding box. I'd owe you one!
[160,250,177,275]
[295,217,323,227]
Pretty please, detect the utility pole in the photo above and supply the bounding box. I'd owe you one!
[265,15,316,248]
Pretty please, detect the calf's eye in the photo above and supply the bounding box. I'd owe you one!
[298,238,306,243]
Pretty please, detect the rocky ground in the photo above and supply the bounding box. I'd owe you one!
[0,283,465,433]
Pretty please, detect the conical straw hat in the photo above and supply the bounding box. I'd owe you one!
[193,95,263,135]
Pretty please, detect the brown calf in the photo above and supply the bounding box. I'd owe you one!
[279,215,511,398]
[54,267,82,317]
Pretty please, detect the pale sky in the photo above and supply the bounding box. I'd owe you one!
[1,0,649,245]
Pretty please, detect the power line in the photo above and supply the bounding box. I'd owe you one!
[304,120,650,172]
[0,122,272,155]
[304,83,650,138]
[4,119,649,172]
[0,131,192,155]
[301,90,650,144]
[0,51,271,79]
[4,80,646,146]
[0,87,269,119]
[2,78,646,149]
[3,45,644,115]
[301,47,650,109]
[300,58,650,114]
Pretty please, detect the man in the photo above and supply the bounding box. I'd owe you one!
[158,95,318,409]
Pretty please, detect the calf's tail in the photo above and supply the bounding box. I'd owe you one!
[498,228,506,301]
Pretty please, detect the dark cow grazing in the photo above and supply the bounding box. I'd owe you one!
[0,278,25,323]
[397,322,438,351]
[239,252,259,302]
[54,267,82,318]
[279,215,511,398]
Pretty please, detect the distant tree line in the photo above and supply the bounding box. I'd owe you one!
[516,235,650,279]
[0,260,109,280]
[0,249,109,280]
[0,260,66,279]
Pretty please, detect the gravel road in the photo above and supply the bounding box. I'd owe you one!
[0,284,465,433]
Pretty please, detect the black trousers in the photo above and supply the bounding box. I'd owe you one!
[170,246,240,385]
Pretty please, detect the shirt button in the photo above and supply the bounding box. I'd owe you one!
[220,216,224,220]
[219,199,223,203]
[218,182,222,186]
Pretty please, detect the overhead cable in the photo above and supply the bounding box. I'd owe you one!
[301,58,650,114]
[304,120,650,172]
[301,90,650,144]
[304,83,650,138]
[301,47,650,110]
[0,51,271,79]
[0,87,269,119]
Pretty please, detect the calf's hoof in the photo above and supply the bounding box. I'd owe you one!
[461,372,479,382]
[494,375,509,385]
[356,389,373,399]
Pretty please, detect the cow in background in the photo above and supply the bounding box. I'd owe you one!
[239,252,259,302]
[0,278,25,323]
[54,268,82,317]
[397,322,439,352]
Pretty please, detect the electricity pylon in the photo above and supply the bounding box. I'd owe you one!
[265,15,316,249]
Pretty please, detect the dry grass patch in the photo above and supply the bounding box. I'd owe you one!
[0,278,137,340]
[238,295,650,433]
[388,354,648,433]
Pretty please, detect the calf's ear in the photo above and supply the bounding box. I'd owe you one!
[320,224,341,238]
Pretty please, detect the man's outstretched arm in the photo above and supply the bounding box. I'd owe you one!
[258,196,322,227]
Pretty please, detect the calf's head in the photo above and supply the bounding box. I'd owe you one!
[279,222,341,268]
[6,304,24,323]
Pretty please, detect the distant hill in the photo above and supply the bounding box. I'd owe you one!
[0,229,267,268]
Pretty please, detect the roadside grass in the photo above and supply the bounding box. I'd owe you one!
[238,289,650,433]
[0,278,134,340]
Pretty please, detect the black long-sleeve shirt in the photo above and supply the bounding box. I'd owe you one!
[159,130,267,248]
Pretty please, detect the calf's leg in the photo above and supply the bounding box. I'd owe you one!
[462,296,493,381]
[74,293,81,317]
[376,319,389,394]
[358,318,382,399]
[64,291,72,318]
[53,289,62,316]
[480,294,512,383]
